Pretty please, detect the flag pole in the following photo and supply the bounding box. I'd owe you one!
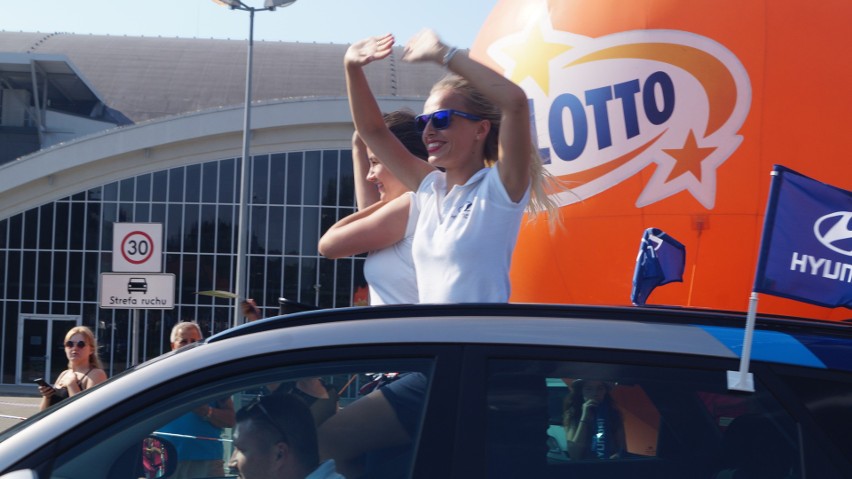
[727,291,757,391]
[727,168,781,392]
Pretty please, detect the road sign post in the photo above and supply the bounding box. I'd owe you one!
[109,223,169,366]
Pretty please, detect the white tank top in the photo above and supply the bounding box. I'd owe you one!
[363,192,419,305]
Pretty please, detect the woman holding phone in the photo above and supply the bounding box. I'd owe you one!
[38,326,107,410]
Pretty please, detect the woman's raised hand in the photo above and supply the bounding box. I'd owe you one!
[402,29,445,64]
[581,398,599,417]
[345,33,395,68]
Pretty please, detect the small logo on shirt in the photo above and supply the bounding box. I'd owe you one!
[451,202,473,219]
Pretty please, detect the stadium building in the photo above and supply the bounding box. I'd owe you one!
[0,31,444,388]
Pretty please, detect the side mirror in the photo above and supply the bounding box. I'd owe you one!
[140,436,178,479]
[0,437,178,479]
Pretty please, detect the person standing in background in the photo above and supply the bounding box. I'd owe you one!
[157,322,236,479]
[38,326,107,410]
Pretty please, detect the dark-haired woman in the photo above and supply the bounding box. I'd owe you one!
[563,379,626,460]
[319,110,429,305]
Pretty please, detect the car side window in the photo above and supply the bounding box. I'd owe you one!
[48,358,433,479]
[485,358,840,479]
[778,371,852,474]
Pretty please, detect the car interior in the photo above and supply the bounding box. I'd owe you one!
[488,358,808,479]
[44,358,434,479]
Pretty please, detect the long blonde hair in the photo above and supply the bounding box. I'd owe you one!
[431,74,565,227]
[65,326,103,370]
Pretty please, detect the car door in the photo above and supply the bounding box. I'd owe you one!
[5,344,463,479]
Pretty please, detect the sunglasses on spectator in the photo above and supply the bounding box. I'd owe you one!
[415,109,482,133]
[65,340,87,349]
[245,396,290,443]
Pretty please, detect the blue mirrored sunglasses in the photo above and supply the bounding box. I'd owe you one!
[415,109,482,133]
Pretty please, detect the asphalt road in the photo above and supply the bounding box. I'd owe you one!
[0,395,41,432]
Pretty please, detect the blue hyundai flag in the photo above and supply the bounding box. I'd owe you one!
[631,228,686,305]
[753,165,852,308]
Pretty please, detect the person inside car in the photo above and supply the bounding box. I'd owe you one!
[563,379,627,460]
[230,392,344,479]
[38,326,107,410]
[318,372,426,479]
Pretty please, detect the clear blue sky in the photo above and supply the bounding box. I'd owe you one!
[0,0,498,49]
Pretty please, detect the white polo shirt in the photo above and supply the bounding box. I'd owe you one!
[412,166,530,303]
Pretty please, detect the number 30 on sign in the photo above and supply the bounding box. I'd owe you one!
[112,223,163,273]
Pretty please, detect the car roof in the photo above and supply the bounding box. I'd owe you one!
[213,303,851,335]
[209,303,852,371]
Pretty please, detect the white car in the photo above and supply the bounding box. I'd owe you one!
[0,303,851,478]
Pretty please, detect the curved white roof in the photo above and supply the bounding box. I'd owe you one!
[0,31,446,220]
[0,31,444,122]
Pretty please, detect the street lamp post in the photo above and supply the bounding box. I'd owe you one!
[212,0,298,328]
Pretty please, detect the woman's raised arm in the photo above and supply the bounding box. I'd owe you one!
[403,29,532,202]
[351,132,379,211]
[318,194,412,259]
[345,34,434,192]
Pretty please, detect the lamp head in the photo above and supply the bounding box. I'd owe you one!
[212,0,242,8]
[264,0,297,9]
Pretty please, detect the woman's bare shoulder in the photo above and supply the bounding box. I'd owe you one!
[86,368,108,383]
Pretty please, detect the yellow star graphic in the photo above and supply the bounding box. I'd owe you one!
[662,131,716,182]
[500,25,572,94]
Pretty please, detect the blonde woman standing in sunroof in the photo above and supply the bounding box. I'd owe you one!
[344,29,560,303]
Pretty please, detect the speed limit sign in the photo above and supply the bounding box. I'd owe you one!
[112,223,162,272]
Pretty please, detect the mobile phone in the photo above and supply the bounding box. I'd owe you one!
[33,378,51,388]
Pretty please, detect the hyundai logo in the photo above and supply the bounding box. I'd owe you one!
[814,211,852,256]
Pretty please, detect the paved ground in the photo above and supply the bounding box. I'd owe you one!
[0,395,42,432]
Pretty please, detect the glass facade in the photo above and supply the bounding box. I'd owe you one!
[0,148,365,382]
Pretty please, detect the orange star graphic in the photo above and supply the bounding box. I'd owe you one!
[662,131,716,182]
[501,24,572,94]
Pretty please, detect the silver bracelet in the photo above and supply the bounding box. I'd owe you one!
[442,46,459,66]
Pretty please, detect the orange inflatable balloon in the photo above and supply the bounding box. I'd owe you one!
[472,0,851,320]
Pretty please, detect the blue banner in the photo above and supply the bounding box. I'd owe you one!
[754,165,852,308]
[631,228,686,306]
